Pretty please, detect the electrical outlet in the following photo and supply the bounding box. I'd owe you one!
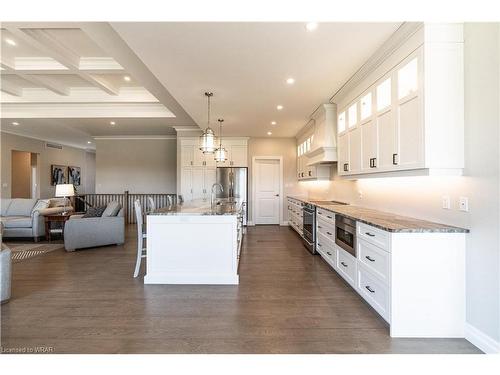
[442,196,451,209]
[459,197,469,212]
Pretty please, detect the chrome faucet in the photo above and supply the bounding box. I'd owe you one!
[211,183,224,209]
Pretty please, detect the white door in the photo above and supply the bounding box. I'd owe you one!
[254,159,280,225]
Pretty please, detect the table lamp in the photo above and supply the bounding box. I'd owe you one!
[55,184,75,215]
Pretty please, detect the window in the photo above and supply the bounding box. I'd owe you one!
[306,138,311,152]
[360,92,372,120]
[297,146,300,156]
[398,58,418,99]
[338,111,346,133]
[377,78,391,111]
[348,103,357,128]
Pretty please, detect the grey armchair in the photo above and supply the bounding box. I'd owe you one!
[64,203,125,251]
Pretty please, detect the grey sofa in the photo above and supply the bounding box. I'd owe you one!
[64,202,125,251]
[0,198,73,241]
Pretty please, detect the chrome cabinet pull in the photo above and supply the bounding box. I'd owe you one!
[365,256,375,262]
[326,231,333,236]
[365,232,375,237]
[326,251,332,256]
[341,262,347,268]
[326,215,333,219]
[365,286,375,293]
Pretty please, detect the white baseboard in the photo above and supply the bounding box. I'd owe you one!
[280,221,289,226]
[247,221,255,226]
[465,323,500,354]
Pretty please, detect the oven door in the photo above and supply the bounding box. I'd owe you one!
[302,207,315,253]
[335,222,356,257]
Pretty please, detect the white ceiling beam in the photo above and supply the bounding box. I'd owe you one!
[0,80,23,96]
[6,27,81,70]
[79,73,120,96]
[20,74,70,96]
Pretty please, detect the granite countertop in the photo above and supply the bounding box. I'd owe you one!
[148,198,244,216]
[287,196,469,233]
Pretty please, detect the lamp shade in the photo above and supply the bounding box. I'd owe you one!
[55,184,75,197]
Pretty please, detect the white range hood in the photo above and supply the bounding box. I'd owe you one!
[305,103,338,166]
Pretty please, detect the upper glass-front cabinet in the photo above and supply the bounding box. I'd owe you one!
[398,57,418,99]
[348,103,357,128]
[338,111,346,134]
[376,78,391,111]
[360,92,372,121]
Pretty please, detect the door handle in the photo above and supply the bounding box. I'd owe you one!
[275,194,279,197]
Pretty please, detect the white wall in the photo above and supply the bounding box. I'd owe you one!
[297,23,500,347]
[95,138,177,194]
[0,131,95,199]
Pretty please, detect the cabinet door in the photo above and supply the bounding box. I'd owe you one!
[191,168,205,200]
[337,133,350,175]
[180,168,193,201]
[193,148,205,167]
[397,95,424,169]
[361,119,378,172]
[348,128,362,174]
[230,145,247,167]
[377,109,398,170]
[204,167,217,200]
[204,152,216,167]
[181,146,194,167]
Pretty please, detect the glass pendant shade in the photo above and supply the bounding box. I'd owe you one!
[214,146,227,162]
[199,128,216,154]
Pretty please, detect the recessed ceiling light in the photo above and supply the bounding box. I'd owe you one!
[123,76,131,82]
[110,121,116,125]
[276,105,283,110]
[306,22,318,31]
[271,121,277,125]
[87,141,92,144]
[5,38,16,46]
[286,78,295,85]
[12,122,19,126]
[267,131,272,136]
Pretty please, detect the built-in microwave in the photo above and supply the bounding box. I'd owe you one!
[335,214,356,257]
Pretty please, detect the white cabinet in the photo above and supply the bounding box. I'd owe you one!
[296,135,330,181]
[178,137,247,202]
[286,197,303,236]
[336,24,464,177]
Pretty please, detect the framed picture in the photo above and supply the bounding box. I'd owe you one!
[68,166,81,186]
[51,165,67,185]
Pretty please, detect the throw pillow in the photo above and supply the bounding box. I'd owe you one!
[102,201,121,217]
[82,206,107,218]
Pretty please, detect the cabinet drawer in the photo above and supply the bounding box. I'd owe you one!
[357,265,390,322]
[316,234,336,268]
[336,248,357,286]
[357,239,390,284]
[316,208,335,224]
[317,219,336,241]
[357,222,390,251]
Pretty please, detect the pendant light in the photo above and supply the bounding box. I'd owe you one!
[199,92,216,154]
[214,118,228,162]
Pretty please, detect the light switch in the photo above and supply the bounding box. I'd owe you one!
[459,197,469,212]
[442,196,451,209]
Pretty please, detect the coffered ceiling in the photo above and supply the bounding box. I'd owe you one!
[0,22,196,149]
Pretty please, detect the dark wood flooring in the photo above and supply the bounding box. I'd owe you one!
[1,225,481,354]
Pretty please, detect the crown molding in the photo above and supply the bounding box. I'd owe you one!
[93,135,176,140]
[0,129,93,151]
[172,126,201,132]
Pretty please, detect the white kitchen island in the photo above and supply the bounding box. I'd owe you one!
[144,199,244,285]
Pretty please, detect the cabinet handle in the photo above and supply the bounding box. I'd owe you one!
[373,158,377,168]
[318,243,322,247]
[190,161,193,166]
[326,251,332,256]
[318,225,322,229]
[369,158,373,168]
[326,215,332,219]
[343,163,348,172]
[308,171,312,176]
[365,232,375,237]
[365,255,375,262]
[326,231,333,236]
[392,153,398,165]
[365,286,375,293]
[341,262,348,268]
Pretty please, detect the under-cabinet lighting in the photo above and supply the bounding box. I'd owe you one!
[12,122,19,126]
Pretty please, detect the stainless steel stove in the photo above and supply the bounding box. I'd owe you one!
[302,200,348,254]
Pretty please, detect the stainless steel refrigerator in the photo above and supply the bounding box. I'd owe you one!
[216,167,248,225]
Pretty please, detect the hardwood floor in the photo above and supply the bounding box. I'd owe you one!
[1,225,481,354]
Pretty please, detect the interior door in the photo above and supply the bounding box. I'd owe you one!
[254,159,280,225]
